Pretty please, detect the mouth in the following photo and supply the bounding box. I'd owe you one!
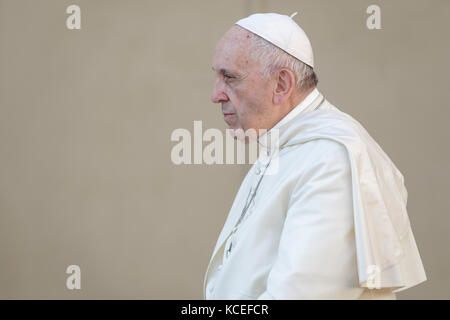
[223,113,236,122]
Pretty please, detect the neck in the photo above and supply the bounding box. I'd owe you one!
[259,86,316,136]
[287,86,315,112]
[269,86,315,128]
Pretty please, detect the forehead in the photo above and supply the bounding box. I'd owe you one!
[212,26,254,73]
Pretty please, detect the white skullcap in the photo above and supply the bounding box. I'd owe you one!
[235,12,315,68]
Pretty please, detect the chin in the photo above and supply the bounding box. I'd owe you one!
[225,121,241,131]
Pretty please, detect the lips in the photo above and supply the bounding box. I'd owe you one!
[223,113,235,120]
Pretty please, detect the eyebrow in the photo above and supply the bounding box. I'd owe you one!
[211,67,238,76]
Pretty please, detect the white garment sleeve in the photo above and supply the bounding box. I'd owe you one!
[257,140,364,299]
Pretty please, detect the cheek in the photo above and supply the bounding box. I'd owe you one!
[227,80,270,129]
[237,91,264,119]
[225,87,244,116]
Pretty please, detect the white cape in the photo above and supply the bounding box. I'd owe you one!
[260,96,427,292]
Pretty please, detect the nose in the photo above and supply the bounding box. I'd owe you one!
[211,79,229,104]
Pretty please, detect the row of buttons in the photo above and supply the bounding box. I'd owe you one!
[223,157,271,259]
[208,154,272,297]
[207,159,269,298]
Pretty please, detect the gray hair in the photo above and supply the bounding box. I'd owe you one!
[246,31,318,92]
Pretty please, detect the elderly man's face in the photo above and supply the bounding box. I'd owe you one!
[211,26,273,132]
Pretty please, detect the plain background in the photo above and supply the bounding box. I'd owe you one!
[0,0,448,299]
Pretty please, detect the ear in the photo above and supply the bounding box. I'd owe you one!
[273,68,296,105]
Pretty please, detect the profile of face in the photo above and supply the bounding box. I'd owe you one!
[211,26,274,133]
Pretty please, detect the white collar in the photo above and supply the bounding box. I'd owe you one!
[257,88,321,150]
[271,87,320,132]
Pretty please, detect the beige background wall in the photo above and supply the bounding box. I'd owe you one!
[0,0,448,299]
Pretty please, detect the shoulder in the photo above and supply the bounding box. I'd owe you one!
[304,139,350,174]
[285,138,349,164]
[305,138,347,154]
[278,138,351,184]
[285,107,366,153]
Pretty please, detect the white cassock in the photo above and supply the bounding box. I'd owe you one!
[203,88,427,300]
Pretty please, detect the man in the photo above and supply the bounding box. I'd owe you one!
[204,13,426,299]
